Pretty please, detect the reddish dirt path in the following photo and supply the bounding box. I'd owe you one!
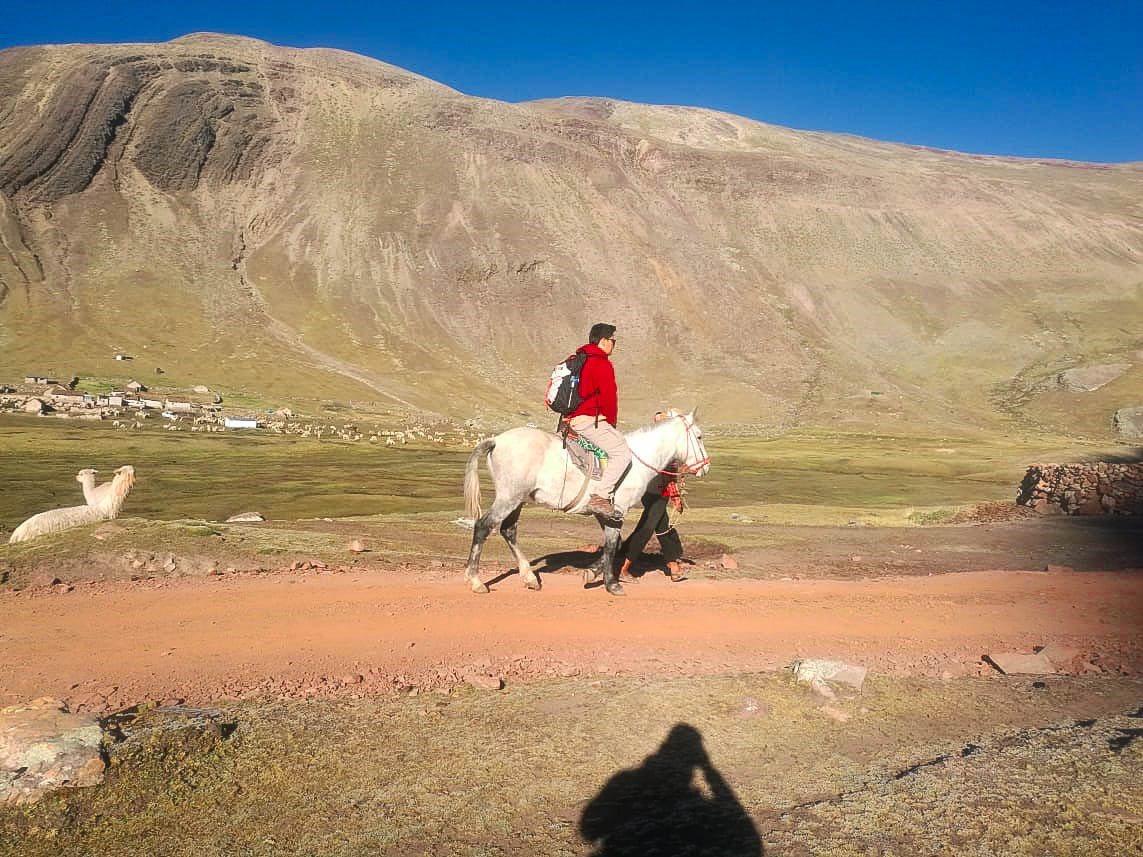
[1,568,1140,711]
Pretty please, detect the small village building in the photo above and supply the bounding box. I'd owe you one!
[125,380,147,393]
[142,399,162,409]
[224,417,260,429]
[164,401,193,413]
[24,376,59,386]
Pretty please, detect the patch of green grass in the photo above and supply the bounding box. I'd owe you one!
[690,428,1099,511]
[0,419,1114,549]
[908,507,959,525]
[0,417,469,531]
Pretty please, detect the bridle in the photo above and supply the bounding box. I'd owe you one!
[629,415,710,478]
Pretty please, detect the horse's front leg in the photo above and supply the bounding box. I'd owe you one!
[600,522,625,596]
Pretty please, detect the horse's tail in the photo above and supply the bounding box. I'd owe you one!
[464,438,496,520]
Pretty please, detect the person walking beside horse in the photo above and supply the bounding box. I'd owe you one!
[618,411,689,583]
[564,323,631,520]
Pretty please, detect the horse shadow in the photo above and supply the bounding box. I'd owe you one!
[580,723,763,857]
[483,548,603,588]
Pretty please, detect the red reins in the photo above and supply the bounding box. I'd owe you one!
[629,416,710,477]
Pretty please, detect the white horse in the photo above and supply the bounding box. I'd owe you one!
[463,411,710,596]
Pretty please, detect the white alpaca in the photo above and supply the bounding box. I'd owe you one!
[75,466,136,516]
[10,466,137,544]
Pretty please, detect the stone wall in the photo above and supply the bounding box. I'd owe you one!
[1018,463,1143,515]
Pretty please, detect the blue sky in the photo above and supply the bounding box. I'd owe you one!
[3,0,1140,162]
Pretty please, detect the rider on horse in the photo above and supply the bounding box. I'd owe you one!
[565,323,632,520]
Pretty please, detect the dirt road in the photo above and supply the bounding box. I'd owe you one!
[2,567,1140,712]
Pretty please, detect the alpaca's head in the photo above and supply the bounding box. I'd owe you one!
[76,468,97,484]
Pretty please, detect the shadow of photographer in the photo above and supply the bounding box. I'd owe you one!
[580,723,763,856]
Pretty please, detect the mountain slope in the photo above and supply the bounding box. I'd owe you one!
[1,34,1141,432]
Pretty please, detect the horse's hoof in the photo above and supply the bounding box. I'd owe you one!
[525,579,542,591]
[470,581,489,594]
[605,582,626,597]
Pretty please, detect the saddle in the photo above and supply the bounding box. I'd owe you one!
[558,422,607,481]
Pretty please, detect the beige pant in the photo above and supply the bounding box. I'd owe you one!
[569,416,632,497]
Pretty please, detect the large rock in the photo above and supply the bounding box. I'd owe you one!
[1113,407,1143,439]
[0,698,104,804]
[985,651,1056,675]
[1054,363,1130,392]
[793,659,867,699]
[226,511,265,523]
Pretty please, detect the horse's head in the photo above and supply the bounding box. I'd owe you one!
[668,409,710,477]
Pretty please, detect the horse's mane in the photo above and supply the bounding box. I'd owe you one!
[626,409,684,439]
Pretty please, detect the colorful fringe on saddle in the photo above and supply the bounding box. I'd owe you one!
[575,436,609,466]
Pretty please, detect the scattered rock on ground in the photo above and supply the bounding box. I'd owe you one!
[465,674,503,691]
[1113,406,1143,439]
[720,554,739,570]
[226,512,265,523]
[740,697,768,718]
[348,539,365,553]
[1038,643,1086,674]
[793,659,868,692]
[1054,363,1130,392]
[0,698,104,804]
[985,650,1057,675]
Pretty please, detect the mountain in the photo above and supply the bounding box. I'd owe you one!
[1,33,1140,433]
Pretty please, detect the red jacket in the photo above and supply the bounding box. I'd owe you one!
[567,343,618,425]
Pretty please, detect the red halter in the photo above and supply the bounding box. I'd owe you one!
[629,415,710,477]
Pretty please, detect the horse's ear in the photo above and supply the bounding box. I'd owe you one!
[687,406,698,422]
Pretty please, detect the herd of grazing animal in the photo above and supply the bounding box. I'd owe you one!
[8,466,136,544]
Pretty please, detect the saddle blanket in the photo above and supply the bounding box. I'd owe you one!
[557,429,607,481]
